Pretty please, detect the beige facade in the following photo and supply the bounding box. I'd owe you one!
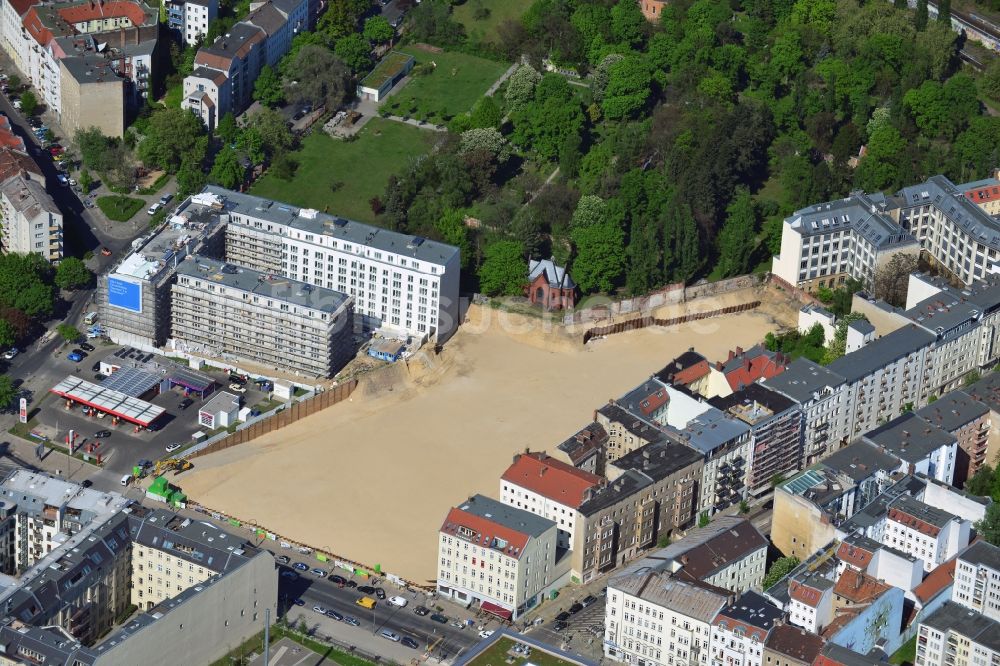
[59,60,125,139]
[771,488,838,561]
[131,544,217,610]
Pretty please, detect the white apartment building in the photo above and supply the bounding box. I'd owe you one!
[499,451,603,551]
[167,0,219,46]
[952,541,1000,621]
[836,534,924,598]
[787,572,834,632]
[0,173,62,261]
[605,574,730,666]
[863,412,958,486]
[218,186,461,343]
[709,591,783,666]
[171,254,355,378]
[883,495,972,573]
[771,190,920,290]
[764,358,848,465]
[437,495,565,620]
[915,601,1000,666]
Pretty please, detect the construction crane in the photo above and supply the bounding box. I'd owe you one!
[153,458,193,477]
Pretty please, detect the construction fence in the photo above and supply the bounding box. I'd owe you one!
[582,301,763,344]
[188,380,357,459]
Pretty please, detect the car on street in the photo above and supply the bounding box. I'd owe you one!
[344,580,357,588]
[388,596,407,607]
[165,443,182,453]
[430,614,448,624]
[311,568,326,578]
[325,609,344,621]
[380,630,400,642]
[580,595,598,608]
[555,612,570,622]
[357,585,376,594]
[92,362,102,372]
[159,193,173,205]
[292,109,305,121]
[330,575,347,586]
[80,342,94,352]
[57,173,69,186]
[568,603,584,614]
[71,349,87,358]
[414,606,429,616]
[2,348,17,360]
[402,637,419,649]
[312,605,327,615]
[292,598,305,606]
[553,620,568,631]
[280,570,299,581]
[374,588,386,600]
[48,146,63,155]
[478,630,494,639]
[292,562,308,571]
[228,383,247,393]
[343,616,361,626]
[178,397,193,410]
[94,430,111,438]
[67,352,83,362]
[147,203,161,216]
[100,247,112,256]
[276,555,290,564]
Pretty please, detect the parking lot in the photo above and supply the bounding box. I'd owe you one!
[30,345,277,477]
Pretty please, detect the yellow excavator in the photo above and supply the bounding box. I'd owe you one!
[153,458,193,477]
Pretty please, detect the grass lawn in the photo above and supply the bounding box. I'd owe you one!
[96,195,145,221]
[453,0,534,44]
[250,118,435,223]
[162,83,183,109]
[382,47,509,122]
[466,638,581,666]
[890,636,917,666]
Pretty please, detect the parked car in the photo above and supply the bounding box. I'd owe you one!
[343,580,357,588]
[414,606,430,616]
[312,605,327,615]
[555,612,570,622]
[280,570,299,581]
[478,630,494,639]
[48,146,63,155]
[402,637,419,649]
[165,443,182,453]
[178,397,193,410]
[325,609,344,621]
[94,430,111,438]
[228,383,247,394]
[343,616,361,626]
[91,361,101,372]
[56,173,69,186]
[388,596,407,607]
[311,568,326,578]
[374,587,386,600]
[430,614,448,624]
[146,203,161,216]
[67,352,83,362]
[580,595,598,608]
[357,585,376,594]
[292,598,305,606]
[380,630,400,642]
[228,373,246,384]
[330,574,347,586]
[292,562,308,571]
[159,193,173,205]
[79,342,94,351]
[292,109,305,121]
[568,603,584,614]
[553,620,568,631]
[276,555,290,564]
[3,348,18,360]
[70,349,87,358]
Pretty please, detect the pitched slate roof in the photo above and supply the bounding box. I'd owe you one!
[529,258,575,289]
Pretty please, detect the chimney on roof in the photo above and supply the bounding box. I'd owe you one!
[854,573,862,591]
[540,466,547,477]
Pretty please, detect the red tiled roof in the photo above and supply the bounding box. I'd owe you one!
[913,559,956,604]
[440,507,529,559]
[789,580,825,608]
[637,387,669,416]
[0,116,25,152]
[714,615,768,642]
[58,1,147,26]
[22,8,53,47]
[8,0,37,17]
[673,360,710,385]
[501,452,602,509]
[0,148,41,183]
[833,569,889,604]
[836,542,875,570]
[721,345,789,391]
[888,507,941,537]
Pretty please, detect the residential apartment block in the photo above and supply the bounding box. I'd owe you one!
[0,172,61,261]
[709,591,783,666]
[437,495,567,620]
[0,471,277,666]
[915,601,1000,666]
[500,451,603,551]
[171,254,355,377]
[762,624,825,666]
[0,0,158,138]
[916,391,991,486]
[863,412,957,486]
[182,0,306,129]
[951,541,1000,621]
[772,174,1000,289]
[219,186,461,343]
[166,0,219,45]
[764,358,847,465]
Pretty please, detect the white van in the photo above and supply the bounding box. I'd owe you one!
[120,474,131,486]
[147,203,161,216]
[388,596,408,607]
[84,312,98,325]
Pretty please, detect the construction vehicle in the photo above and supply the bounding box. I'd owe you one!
[152,458,193,477]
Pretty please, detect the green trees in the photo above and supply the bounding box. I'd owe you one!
[19,91,37,117]
[137,108,207,173]
[601,56,652,120]
[511,75,584,161]
[855,124,906,191]
[903,75,979,139]
[763,557,800,589]
[569,196,626,293]
[715,189,758,278]
[363,16,395,44]
[976,503,1000,548]
[209,146,246,190]
[503,65,541,114]
[0,376,16,410]
[478,240,525,296]
[0,320,14,350]
[253,65,284,107]
[284,45,352,111]
[915,0,928,29]
[0,255,54,319]
[56,324,81,343]
[334,34,372,73]
[54,258,92,291]
[937,0,951,23]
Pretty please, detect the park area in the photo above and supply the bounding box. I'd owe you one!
[452,0,535,44]
[249,118,436,223]
[380,46,509,122]
[179,285,801,585]
[96,195,144,221]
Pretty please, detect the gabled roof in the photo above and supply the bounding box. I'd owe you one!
[656,349,710,387]
[862,412,956,464]
[916,390,989,432]
[958,540,1000,571]
[764,624,824,663]
[58,0,149,26]
[440,495,553,559]
[719,345,789,391]
[500,452,602,509]
[714,591,783,639]
[556,422,608,467]
[529,258,575,290]
[912,558,955,605]
[837,534,880,570]
[833,569,890,604]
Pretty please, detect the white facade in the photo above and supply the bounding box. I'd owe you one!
[185,0,217,45]
[701,547,766,595]
[798,305,837,343]
[884,506,971,573]
[0,174,63,261]
[952,542,1000,621]
[710,624,768,666]
[605,576,727,666]
[500,482,580,550]
[220,187,461,343]
[915,604,1000,666]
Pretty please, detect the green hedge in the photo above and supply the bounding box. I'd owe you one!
[96,195,145,221]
